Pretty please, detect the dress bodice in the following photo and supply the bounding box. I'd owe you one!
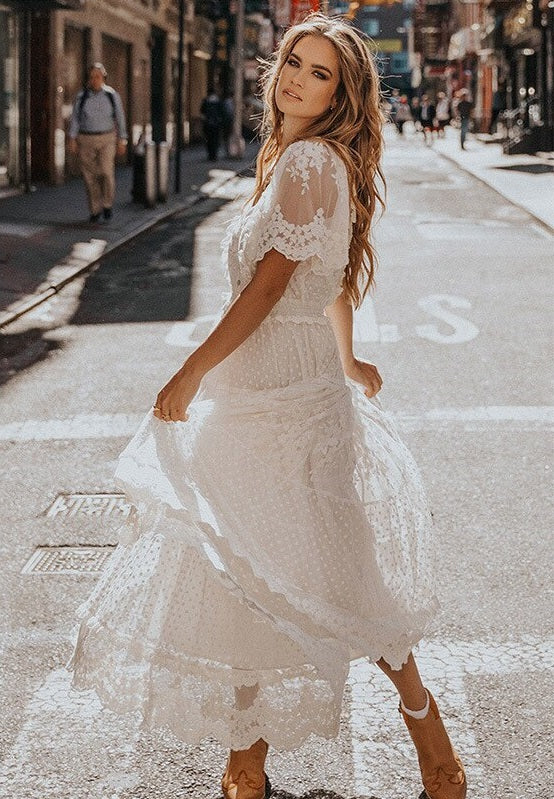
[221,139,353,322]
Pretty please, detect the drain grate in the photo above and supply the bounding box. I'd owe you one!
[45,493,132,519]
[21,545,116,575]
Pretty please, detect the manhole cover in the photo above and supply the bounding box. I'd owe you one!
[21,545,115,574]
[45,493,132,519]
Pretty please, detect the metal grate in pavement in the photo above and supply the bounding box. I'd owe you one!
[45,493,132,519]
[21,545,116,575]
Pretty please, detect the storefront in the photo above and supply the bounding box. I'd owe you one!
[0,0,83,192]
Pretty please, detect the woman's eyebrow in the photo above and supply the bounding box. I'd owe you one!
[289,51,333,77]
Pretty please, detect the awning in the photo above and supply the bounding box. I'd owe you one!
[447,27,482,60]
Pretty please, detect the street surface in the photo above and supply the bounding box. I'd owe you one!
[1,132,553,799]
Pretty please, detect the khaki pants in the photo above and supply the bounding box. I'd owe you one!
[78,132,117,215]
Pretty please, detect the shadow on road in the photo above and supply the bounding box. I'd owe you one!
[0,327,62,387]
[69,196,227,326]
[0,195,228,388]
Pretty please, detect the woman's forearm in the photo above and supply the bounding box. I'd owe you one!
[325,290,355,371]
[184,248,298,379]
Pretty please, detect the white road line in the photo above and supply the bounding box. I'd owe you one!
[348,637,554,798]
[0,667,140,798]
[0,406,552,442]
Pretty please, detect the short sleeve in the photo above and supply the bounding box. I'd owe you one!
[254,140,350,267]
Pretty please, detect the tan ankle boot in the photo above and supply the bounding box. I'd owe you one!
[400,691,467,799]
[221,739,271,799]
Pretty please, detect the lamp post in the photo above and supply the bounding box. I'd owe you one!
[229,0,245,158]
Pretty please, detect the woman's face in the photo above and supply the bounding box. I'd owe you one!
[276,35,340,125]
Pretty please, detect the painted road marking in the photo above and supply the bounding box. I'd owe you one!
[354,293,479,344]
[0,406,552,442]
[416,294,479,344]
[349,636,554,798]
[0,667,140,798]
[2,638,551,796]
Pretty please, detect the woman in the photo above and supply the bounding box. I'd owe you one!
[68,14,466,799]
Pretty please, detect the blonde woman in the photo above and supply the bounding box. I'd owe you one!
[68,14,466,799]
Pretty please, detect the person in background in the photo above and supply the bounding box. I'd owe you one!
[68,63,128,223]
[394,95,412,135]
[435,92,451,137]
[411,96,422,132]
[221,93,235,156]
[490,84,506,135]
[419,94,436,143]
[456,89,473,150]
[201,88,223,161]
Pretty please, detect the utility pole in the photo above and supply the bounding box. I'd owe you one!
[175,0,185,192]
[229,0,245,158]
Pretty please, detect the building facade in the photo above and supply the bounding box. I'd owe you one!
[0,0,225,190]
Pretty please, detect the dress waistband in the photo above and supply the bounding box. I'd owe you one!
[78,129,115,136]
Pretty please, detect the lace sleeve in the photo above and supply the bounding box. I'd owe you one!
[254,140,350,268]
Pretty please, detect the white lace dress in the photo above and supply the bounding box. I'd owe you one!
[67,139,438,751]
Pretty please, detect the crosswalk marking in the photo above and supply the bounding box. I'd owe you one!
[2,637,550,796]
[348,636,554,798]
[0,405,551,442]
[0,667,140,798]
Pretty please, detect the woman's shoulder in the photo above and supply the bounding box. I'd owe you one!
[275,138,348,182]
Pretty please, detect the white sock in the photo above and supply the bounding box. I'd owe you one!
[401,689,430,720]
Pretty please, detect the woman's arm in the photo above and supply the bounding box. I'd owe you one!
[325,291,383,398]
[154,248,298,422]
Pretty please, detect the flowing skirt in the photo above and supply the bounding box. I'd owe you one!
[67,316,438,750]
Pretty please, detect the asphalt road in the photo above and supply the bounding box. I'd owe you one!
[1,133,553,799]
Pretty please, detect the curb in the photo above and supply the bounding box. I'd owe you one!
[0,166,252,330]
[435,149,554,236]
[0,198,195,329]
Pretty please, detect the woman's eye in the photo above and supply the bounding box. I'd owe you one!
[287,57,299,67]
[314,71,327,80]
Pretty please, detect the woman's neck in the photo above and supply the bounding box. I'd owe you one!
[280,116,308,151]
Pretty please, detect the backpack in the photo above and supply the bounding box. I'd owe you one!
[78,87,116,123]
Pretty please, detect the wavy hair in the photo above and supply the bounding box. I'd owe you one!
[253,13,386,307]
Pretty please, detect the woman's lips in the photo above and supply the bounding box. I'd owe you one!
[283,89,302,101]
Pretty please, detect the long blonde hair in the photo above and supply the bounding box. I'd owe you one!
[254,13,386,308]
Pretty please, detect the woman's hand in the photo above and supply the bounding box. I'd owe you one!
[344,358,383,398]
[153,363,202,423]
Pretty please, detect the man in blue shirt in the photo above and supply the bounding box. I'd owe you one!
[69,63,128,222]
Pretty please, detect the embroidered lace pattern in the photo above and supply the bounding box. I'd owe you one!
[67,140,438,751]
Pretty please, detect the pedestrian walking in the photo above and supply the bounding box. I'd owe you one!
[386,87,400,126]
[394,94,412,135]
[411,95,422,132]
[419,93,436,143]
[490,84,506,135]
[68,14,467,799]
[68,63,128,223]
[456,89,473,150]
[221,93,235,156]
[201,88,223,161]
[435,92,451,137]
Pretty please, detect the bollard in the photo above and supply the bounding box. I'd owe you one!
[132,139,158,208]
[143,141,157,208]
[157,142,169,202]
[131,140,146,203]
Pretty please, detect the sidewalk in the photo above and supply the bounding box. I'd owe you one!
[432,125,554,232]
[0,141,259,327]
